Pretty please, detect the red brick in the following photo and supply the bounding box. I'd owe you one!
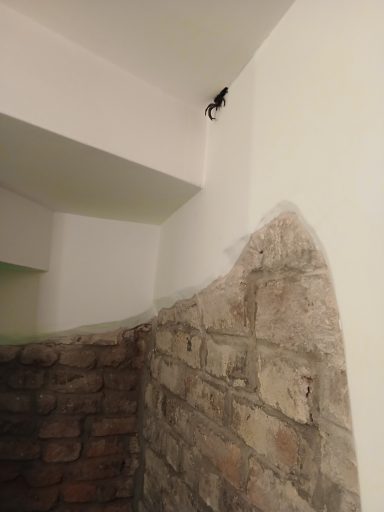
[84,437,124,458]
[115,477,134,498]
[103,390,137,415]
[57,394,101,414]
[36,392,57,415]
[0,415,35,436]
[0,392,32,413]
[103,499,133,512]
[91,417,137,436]
[8,368,44,389]
[39,417,81,438]
[24,463,63,487]
[49,369,103,393]
[0,462,19,482]
[59,348,96,368]
[43,440,82,462]
[21,344,58,367]
[0,481,58,511]
[69,456,124,481]
[0,439,40,460]
[104,371,137,390]
[61,482,97,503]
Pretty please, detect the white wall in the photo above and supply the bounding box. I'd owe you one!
[0,3,205,186]
[38,213,160,334]
[156,1,384,509]
[0,187,53,270]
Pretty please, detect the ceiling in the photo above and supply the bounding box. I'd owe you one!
[0,114,199,224]
[1,0,295,103]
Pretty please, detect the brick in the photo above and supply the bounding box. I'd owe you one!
[104,500,134,512]
[247,456,316,512]
[8,368,44,389]
[69,456,124,481]
[258,354,314,424]
[36,392,57,414]
[59,348,96,368]
[255,275,341,356]
[0,415,36,436]
[194,424,245,489]
[49,368,103,393]
[0,439,40,460]
[39,417,81,438]
[91,417,137,436]
[123,455,140,477]
[199,470,221,512]
[103,390,137,415]
[84,437,124,458]
[185,374,225,423]
[174,332,202,368]
[115,477,134,498]
[0,462,20,482]
[231,399,299,472]
[0,346,20,363]
[144,417,179,471]
[61,482,97,503]
[128,435,140,454]
[43,440,81,462]
[321,427,360,494]
[24,463,63,487]
[0,481,58,511]
[98,347,127,367]
[104,371,137,390]
[57,394,101,414]
[0,392,31,413]
[206,336,247,381]
[21,344,58,367]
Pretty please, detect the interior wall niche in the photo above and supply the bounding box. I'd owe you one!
[139,212,360,512]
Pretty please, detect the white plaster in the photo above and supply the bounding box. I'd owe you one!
[38,213,160,334]
[156,1,384,509]
[0,186,53,270]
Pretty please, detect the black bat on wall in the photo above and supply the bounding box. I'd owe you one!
[205,87,228,120]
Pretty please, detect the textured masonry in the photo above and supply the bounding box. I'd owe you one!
[0,324,151,512]
[0,212,361,511]
[139,212,361,512]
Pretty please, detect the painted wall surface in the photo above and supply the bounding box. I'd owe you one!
[156,1,384,509]
[0,3,205,186]
[38,213,160,334]
[0,187,53,270]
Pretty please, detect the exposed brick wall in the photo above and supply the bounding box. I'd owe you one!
[0,324,151,512]
[139,213,361,512]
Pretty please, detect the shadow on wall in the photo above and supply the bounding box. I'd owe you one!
[0,263,41,342]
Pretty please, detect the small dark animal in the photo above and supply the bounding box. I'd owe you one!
[205,87,228,120]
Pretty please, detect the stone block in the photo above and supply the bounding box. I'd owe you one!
[185,374,225,423]
[320,363,352,430]
[84,436,124,458]
[157,357,186,398]
[57,394,101,415]
[247,456,316,512]
[39,417,81,438]
[91,417,137,436]
[8,368,44,389]
[231,399,299,473]
[144,381,164,417]
[164,396,195,444]
[194,423,245,489]
[49,369,103,393]
[255,274,341,357]
[156,330,173,354]
[59,348,96,368]
[43,440,81,462]
[69,456,124,481]
[199,470,221,512]
[321,427,359,494]
[174,331,202,369]
[258,354,314,424]
[21,344,58,367]
[206,336,247,382]
[158,298,201,330]
[98,347,127,367]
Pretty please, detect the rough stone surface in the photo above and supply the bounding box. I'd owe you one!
[138,212,360,512]
[0,324,150,511]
